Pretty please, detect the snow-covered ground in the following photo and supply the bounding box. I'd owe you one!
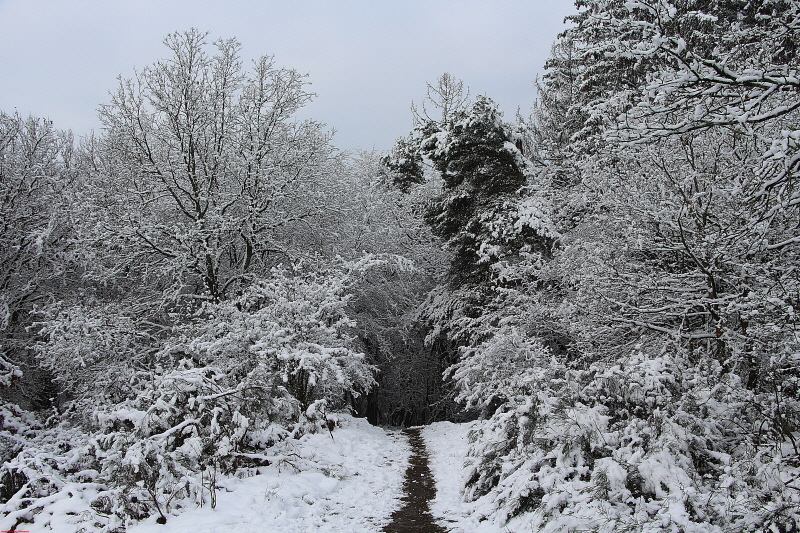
[127,416,408,533]
[10,418,545,533]
[424,421,491,533]
[423,420,536,533]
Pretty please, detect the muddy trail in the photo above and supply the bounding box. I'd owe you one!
[383,428,448,533]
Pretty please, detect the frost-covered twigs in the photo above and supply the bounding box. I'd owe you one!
[182,263,376,412]
[574,0,800,139]
[0,351,22,390]
[570,0,800,248]
[94,29,337,304]
[34,301,158,410]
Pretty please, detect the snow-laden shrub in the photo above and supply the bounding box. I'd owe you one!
[91,361,260,523]
[0,362,240,529]
[0,402,40,465]
[450,324,553,410]
[0,349,22,390]
[182,263,376,412]
[460,345,800,532]
[5,261,378,528]
[34,300,158,413]
[0,416,118,532]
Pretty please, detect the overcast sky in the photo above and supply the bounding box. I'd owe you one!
[0,0,576,152]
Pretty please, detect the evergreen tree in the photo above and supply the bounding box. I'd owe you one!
[419,95,555,289]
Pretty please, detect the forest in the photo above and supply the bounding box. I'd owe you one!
[1,1,800,531]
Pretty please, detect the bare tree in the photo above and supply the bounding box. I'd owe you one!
[96,29,335,303]
[412,72,471,128]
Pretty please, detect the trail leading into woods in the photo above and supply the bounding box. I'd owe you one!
[383,428,448,533]
[124,418,511,533]
[10,417,520,533]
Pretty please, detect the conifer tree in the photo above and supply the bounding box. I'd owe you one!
[419,96,554,288]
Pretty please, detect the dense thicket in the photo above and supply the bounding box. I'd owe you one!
[0,113,78,409]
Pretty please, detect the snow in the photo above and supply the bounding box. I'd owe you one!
[422,421,472,531]
[423,420,522,533]
[128,416,407,533]
[4,416,407,533]
[425,420,554,533]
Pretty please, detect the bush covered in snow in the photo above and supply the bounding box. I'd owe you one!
[460,345,800,531]
[1,261,376,530]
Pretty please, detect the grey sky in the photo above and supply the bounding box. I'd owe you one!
[0,0,576,152]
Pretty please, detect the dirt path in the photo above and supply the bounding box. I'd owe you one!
[383,428,448,533]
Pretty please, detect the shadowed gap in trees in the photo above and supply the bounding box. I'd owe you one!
[352,328,463,427]
[345,264,464,426]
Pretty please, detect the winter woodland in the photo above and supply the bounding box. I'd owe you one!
[2,1,800,531]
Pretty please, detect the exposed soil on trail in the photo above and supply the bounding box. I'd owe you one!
[383,428,448,533]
